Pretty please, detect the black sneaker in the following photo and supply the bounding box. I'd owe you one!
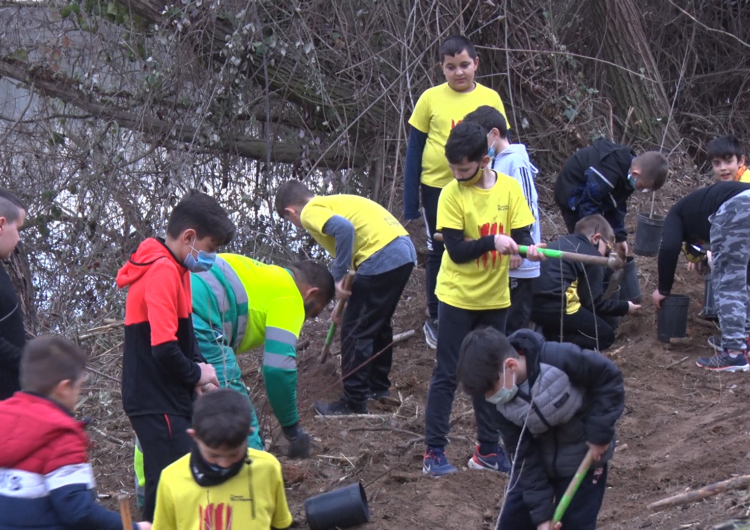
[696,350,750,372]
[423,318,438,349]
[367,388,391,401]
[314,397,368,416]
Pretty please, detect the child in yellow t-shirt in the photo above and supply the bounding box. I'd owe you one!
[404,35,510,350]
[275,182,416,416]
[152,389,293,530]
[422,121,542,477]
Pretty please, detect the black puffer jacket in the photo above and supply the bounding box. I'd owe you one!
[496,330,624,525]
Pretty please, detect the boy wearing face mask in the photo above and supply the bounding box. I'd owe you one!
[153,389,293,530]
[117,190,235,521]
[422,121,543,476]
[457,328,624,530]
[554,139,668,260]
[531,214,640,352]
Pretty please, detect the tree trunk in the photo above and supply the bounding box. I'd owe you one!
[590,0,680,149]
[6,241,36,337]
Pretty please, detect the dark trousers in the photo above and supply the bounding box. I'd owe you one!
[424,301,507,448]
[129,413,192,521]
[507,277,534,335]
[532,307,617,351]
[498,465,608,530]
[341,262,414,405]
[560,206,580,234]
[421,184,444,320]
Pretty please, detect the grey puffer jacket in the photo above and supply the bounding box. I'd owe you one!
[497,330,624,525]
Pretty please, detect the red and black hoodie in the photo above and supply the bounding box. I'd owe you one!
[117,238,203,418]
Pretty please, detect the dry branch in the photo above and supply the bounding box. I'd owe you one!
[648,475,750,512]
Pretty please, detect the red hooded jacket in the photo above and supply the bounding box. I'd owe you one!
[117,238,202,417]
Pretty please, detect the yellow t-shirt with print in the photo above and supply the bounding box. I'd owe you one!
[409,82,508,189]
[436,173,535,310]
[300,194,408,269]
[152,448,293,530]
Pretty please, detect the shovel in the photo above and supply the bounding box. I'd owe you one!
[551,448,596,526]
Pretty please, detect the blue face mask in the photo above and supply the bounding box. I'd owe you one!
[627,173,637,188]
[487,131,496,159]
[486,365,518,406]
[184,244,216,273]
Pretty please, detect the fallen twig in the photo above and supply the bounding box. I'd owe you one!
[666,356,689,370]
[392,330,415,343]
[314,413,395,420]
[345,427,420,437]
[648,475,750,512]
[86,366,121,383]
[89,426,130,447]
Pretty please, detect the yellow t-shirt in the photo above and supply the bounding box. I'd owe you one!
[738,167,750,183]
[409,82,509,189]
[300,194,408,269]
[152,449,293,530]
[436,173,535,310]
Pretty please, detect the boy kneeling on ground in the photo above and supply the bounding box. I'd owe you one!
[457,328,624,530]
[531,214,640,351]
[153,388,292,530]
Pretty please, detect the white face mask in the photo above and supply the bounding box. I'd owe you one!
[486,364,518,405]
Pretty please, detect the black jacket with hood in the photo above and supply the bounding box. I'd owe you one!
[495,330,624,525]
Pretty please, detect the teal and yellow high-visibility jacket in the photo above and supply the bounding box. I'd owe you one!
[191,254,303,427]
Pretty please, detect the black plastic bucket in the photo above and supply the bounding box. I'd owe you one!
[305,482,370,530]
[657,294,690,343]
[634,213,665,257]
[701,271,718,321]
[619,256,642,304]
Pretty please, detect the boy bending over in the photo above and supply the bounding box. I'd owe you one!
[153,388,292,529]
[531,214,640,351]
[275,181,415,416]
[554,138,668,259]
[0,335,150,529]
[458,328,624,530]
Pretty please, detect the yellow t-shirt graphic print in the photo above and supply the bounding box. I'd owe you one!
[476,221,505,270]
[436,172,535,310]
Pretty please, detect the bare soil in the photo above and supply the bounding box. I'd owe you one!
[83,198,750,530]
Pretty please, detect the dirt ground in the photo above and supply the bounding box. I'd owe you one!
[82,195,750,530]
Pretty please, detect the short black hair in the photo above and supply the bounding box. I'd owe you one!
[463,106,508,139]
[167,191,235,245]
[708,136,745,161]
[445,121,488,164]
[439,35,477,62]
[289,260,335,305]
[275,180,314,218]
[574,214,615,243]
[457,327,517,396]
[193,389,251,449]
[0,189,26,224]
[20,335,86,396]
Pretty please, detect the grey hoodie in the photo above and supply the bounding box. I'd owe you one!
[491,144,541,279]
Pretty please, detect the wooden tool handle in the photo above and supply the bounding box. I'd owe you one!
[552,448,595,525]
[433,233,624,270]
[319,270,356,364]
[119,494,133,530]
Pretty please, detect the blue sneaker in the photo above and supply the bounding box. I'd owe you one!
[422,447,458,477]
[467,444,511,473]
[696,350,750,372]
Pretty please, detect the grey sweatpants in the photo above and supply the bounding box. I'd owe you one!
[710,190,750,351]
